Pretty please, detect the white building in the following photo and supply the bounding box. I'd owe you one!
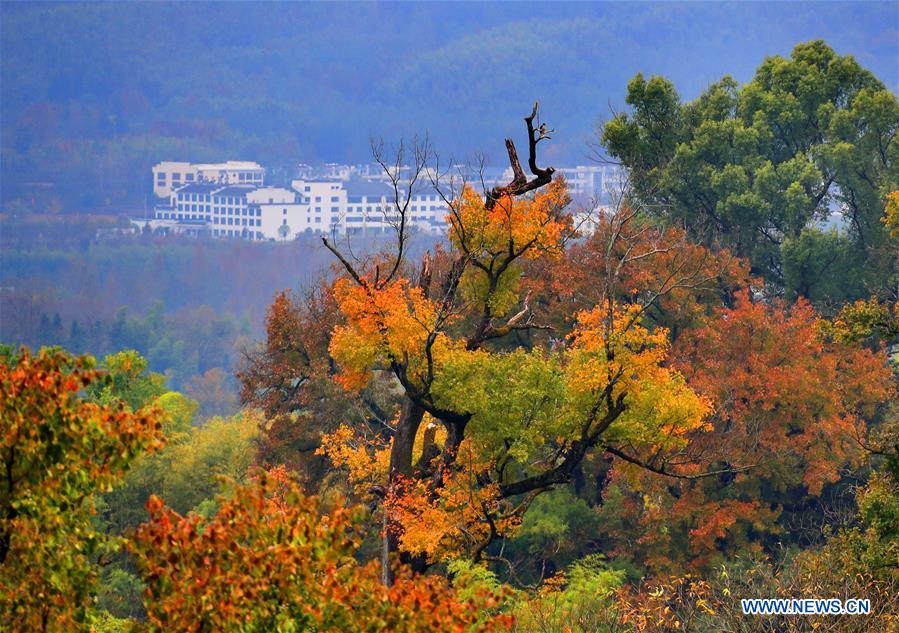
[140,160,621,241]
[144,182,295,240]
[152,161,265,198]
[291,178,451,236]
[140,176,428,240]
[290,179,349,234]
[248,187,309,239]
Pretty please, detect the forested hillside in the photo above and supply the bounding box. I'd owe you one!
[0,229,436,412]
[2,2,896,212]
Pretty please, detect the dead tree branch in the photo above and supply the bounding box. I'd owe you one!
[485,102,556,210]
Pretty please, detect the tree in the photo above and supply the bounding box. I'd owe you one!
[102,410,257,537]
[0,347,163,630]
[884,190,899,238]
[131,469,511,632]
[824,190,899,344]
[184,367,238,419]
[525,205,749,340]
[780,227,858,303]
[602,41,898,296]
[596,291,894,572]
[310,104,730,583]
[156,412,259,515]
[237,285,396,487]
[510,554,626,633]
[92,356,254,621]
[97,355,197,535]
[88,350,167,411]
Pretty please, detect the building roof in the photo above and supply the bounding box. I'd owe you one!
[153,161,192,169]
[193,161,264,171]
[344,179,394,198]
[214,185,257,197]
[295,178,344,185]
[174,183,223,194]
[173,183,259,197]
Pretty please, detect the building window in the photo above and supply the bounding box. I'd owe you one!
[330,196,339,202]
[283,209,287,215]
[315,196,321,202]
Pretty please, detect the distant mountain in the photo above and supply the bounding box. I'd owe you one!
[2,1,896,212]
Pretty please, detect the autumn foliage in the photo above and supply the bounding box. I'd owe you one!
[883,190,899,238]
[318,176,729,570]
[6,92,897,630]
[0,348,163,631]
[131,468,511,632]
[596,291,894,572]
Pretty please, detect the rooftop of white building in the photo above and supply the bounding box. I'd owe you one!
[192,161,263,170]
[173,182,257,196]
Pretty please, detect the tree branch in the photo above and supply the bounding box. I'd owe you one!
[604,446,754,480]
[485,102,556,210]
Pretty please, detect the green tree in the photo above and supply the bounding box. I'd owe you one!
[88,350,167,410]
[780,227,858,303]
[157,412,259,515]
[101,408,258,534]
[602,41,898,297]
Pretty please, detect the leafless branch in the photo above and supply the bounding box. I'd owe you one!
[485,101,556,210]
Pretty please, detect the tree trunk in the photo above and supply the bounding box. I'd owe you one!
[381,398,425,586]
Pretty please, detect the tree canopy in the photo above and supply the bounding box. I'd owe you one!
[602,41,898,301]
